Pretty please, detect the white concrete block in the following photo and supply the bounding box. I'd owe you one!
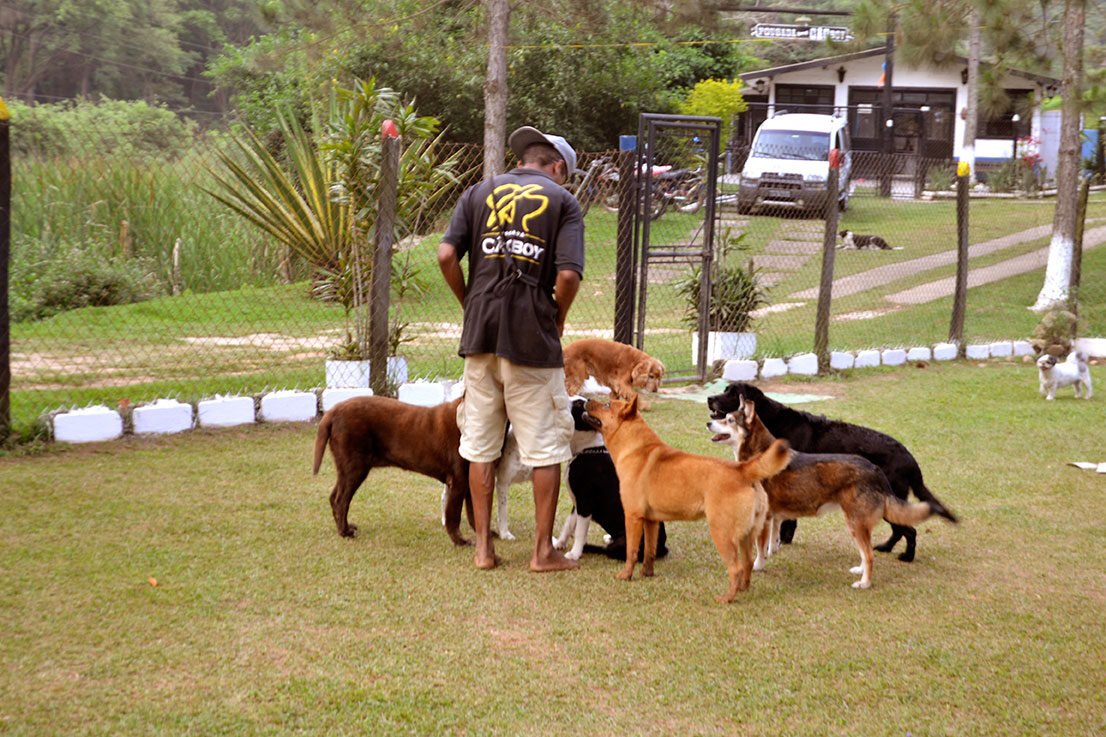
[854,350,881,368]
[53,406,124,443]
[321,387,374,413]
[448,380,465,401]
[933,342,958,361]
[132,399,193,435]
[722,359,759,382]
[1074,337,1106,358]
[398,381,446,406]
[259,391,317,422]
[198,395,256,427]
[965,344,990,360]
[882,348,907,366]
[1013,340,1035,357]
[830,351,854,370]
[788,352,819,375]
[989,341,1013,358]
[760,357,788,379]
[906,347,932,362]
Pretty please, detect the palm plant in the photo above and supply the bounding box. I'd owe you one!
[205,78,461,360]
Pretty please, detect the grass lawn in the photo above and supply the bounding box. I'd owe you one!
[2,362,1104,735]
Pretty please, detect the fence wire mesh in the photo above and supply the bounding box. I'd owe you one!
[6,117,1104,438]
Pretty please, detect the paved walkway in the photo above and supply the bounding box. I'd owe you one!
[886,224,1106,304]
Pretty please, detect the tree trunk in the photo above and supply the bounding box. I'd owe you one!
[482,0,509,179]
[961,7,981,185]
[1031,0,1085,313]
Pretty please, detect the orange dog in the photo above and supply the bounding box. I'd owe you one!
[581,396,790,603]
[563,338,665,401]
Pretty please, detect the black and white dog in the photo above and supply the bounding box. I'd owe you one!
[554,399,668,561]
[838,230,896,250]
[1037,351,1093,400]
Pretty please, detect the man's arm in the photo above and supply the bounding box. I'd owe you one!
[553,269,581,338]
[437,241,466,307]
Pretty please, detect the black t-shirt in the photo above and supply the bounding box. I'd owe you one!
[442,167,585,368]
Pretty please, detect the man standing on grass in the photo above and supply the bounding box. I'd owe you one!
[437,126,584,572]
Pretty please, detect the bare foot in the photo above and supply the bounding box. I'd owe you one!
[474,552,500,570]
[529,549,579,572]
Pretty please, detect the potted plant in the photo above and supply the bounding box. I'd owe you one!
[677,231,769,363]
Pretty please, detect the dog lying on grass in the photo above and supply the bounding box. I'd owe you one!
[709,400,955,589]
[582,395,788,604]
[707,382,957,562]
[313,396,472,545]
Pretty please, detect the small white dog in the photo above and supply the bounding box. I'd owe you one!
[1037,351,1093,400]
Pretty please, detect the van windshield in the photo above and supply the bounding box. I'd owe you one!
[751,130,831,161]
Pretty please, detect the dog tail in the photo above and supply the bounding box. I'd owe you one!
[741,438,791,483]
[904,466,958,523]
[312,411,333,476]
[883,496,956,527]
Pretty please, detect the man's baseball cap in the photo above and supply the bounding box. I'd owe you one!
[508,126,578,176]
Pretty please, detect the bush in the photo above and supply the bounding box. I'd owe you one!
[11,242,163,322]
[8,98,197,158]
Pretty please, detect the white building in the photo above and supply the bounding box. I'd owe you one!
[736,48,1060,174]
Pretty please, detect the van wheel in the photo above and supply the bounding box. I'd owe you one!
[839,195,849,212]
[737,199,752,215]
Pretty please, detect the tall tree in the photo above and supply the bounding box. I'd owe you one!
[1031,0,1086,312]
[483,0,509,178]
[961,9,981,183]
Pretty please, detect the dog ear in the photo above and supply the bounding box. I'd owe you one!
[742,399,755,424]
[620,393,640,418]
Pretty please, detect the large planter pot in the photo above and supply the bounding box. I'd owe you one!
[691,331,757,364]
[325,357,408,388]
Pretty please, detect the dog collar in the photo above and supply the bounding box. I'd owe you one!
[578,447,609,455]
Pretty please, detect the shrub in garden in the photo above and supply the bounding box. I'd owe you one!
[11,242,162,322]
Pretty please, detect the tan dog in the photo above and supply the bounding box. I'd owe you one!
[564,339,665,401]
[709,400,954,589]
[313,396,472,545]
[581,396,789,603]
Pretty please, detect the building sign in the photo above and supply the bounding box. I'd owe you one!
[751,23,854,42]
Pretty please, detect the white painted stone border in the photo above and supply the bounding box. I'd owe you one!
[47,335,1102,444]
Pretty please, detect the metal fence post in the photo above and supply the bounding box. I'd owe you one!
[948,160,970,355]
[613,149,635,344]
[370,122,400,396]
[814,150,841,371]
[0,98,10,441]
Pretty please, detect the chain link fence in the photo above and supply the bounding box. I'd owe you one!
[3,114,1104,439]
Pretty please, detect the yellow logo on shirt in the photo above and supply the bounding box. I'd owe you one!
[485,183,549,233]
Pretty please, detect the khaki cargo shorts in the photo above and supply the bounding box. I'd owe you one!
[457,354,574,467]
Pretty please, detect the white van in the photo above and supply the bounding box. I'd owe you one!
[737,112,852,216]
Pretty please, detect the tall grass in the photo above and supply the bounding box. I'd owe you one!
[12,144,289,295]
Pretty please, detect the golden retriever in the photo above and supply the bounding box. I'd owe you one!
[563,339,665,401]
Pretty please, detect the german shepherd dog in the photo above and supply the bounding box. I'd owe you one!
[707,382,957,561]
[710,400,955,588]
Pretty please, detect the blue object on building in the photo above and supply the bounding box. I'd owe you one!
[619,135,638,152]
[1082,129,1099,169]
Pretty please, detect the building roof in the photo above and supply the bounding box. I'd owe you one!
[738,48,1059,88]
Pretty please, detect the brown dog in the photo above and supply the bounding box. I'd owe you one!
[582,395,789,603]
[564,339,665,401]
[313,396,472,545]
[708,399,953,589]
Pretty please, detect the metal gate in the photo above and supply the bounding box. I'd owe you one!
[629,113,722,381]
